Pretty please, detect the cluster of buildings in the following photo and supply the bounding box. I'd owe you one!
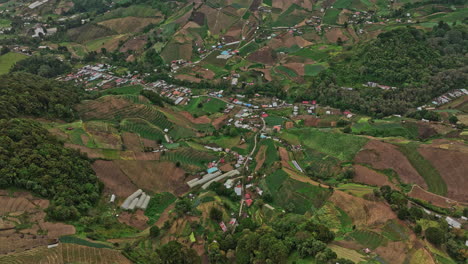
[146,80,192,105]
[363,82,397,91]
[430,89,468,106]
[120,189,151,211]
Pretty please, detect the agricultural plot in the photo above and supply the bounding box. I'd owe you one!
[265,169,332,214]
[285,128,369,161]
[184,97,226,116]
[397,142,447,196]
[160,148,217,169]
[77,95,173,131]
[381,220,409,241]
[352,120,419,139]
[239,41,259,56]
[337,183,376,198]
[0,52,27,74]
[348,229,387,249]
[145,192,177,224]
[101,85,144,95]
[264,115,287,126]
[59,236,112,249]
[120,118,165,142]
[259,139,279,168]
[304,64,326,76]
[275,65,298,77]
[323,8,341,25]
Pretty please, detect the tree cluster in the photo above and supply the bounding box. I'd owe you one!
[0,119,101,221]
[0,72,82,120]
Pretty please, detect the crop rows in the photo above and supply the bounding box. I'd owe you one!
[120,118,165,141]
[82,103,173,131]
[161,148,216,167]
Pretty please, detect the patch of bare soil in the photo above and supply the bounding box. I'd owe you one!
[408,185,457,208]
[116,160,189,195]
[374,241,409,264]
[119,35,148,53]
[353,165,397,189]
[247,46,276,65]
[176,74,202,83]
[122,132,142,152]
[180,111,211,124]
[355,140,427,188]
[329,190,397,228]
[325,28,349,43]
[118,210,149,230]
[92,160,138,198]
[219,163,234,172]
[279,147,292,169]
[418,145,468,202]
[254,145,267,171]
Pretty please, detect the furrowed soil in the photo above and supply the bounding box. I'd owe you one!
[353,165,397,189]
[418,143,468,202]
[355,140,427,188]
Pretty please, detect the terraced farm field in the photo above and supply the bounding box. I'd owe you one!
[120,118,165,142]
[349,229,387,249]
[0,244,131,264]
[161,148,216,168]
[77,96,173,131]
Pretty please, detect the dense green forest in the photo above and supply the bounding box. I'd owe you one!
[291,23,468,117]
[0,72,81,120]
[11,55,72,78]
[0,119,101,220]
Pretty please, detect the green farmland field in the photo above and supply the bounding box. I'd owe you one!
[397,142,447,196]
[0,52,27,74]
[349,230,387,249]
[145,192,176,224]
[284,128,368,161]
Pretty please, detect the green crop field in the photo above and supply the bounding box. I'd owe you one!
[323,8,341,25]
[382,219,409,241]
[102,85,144,95]
[145,192,176,224]
[276,65,298,77]
[305,64,326,76]
[352,120,419,139]
[239,41,259,56]
[397,142,447,196]
[265,169,331,214]
[120,118,165,141]
[59,236,112,249]
[161,148,216,168]
[260,139,279,167]
[349,230,387,249]
[264,115,286,126]
[285,128,369,161]
[184,96,226,116]
[0,52,27,74]
[333,0,353,9]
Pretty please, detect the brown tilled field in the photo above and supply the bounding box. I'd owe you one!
[92,160,138,198]
[254,145,267,171]
[408,185,456,208]
[115,160,188,195]
[355,140,427,188]
[0,244,132,264]
[247,46,276,65]
[418,145,468,202]
[122,132,143,152]
[118,210,149,230]
[278,147,292,169]
[99,17,162,34]
[0,192,75,255]
[325,28,349,43]
[353,165,397,189]
[329,190,397,228]
[180,111,211,124]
